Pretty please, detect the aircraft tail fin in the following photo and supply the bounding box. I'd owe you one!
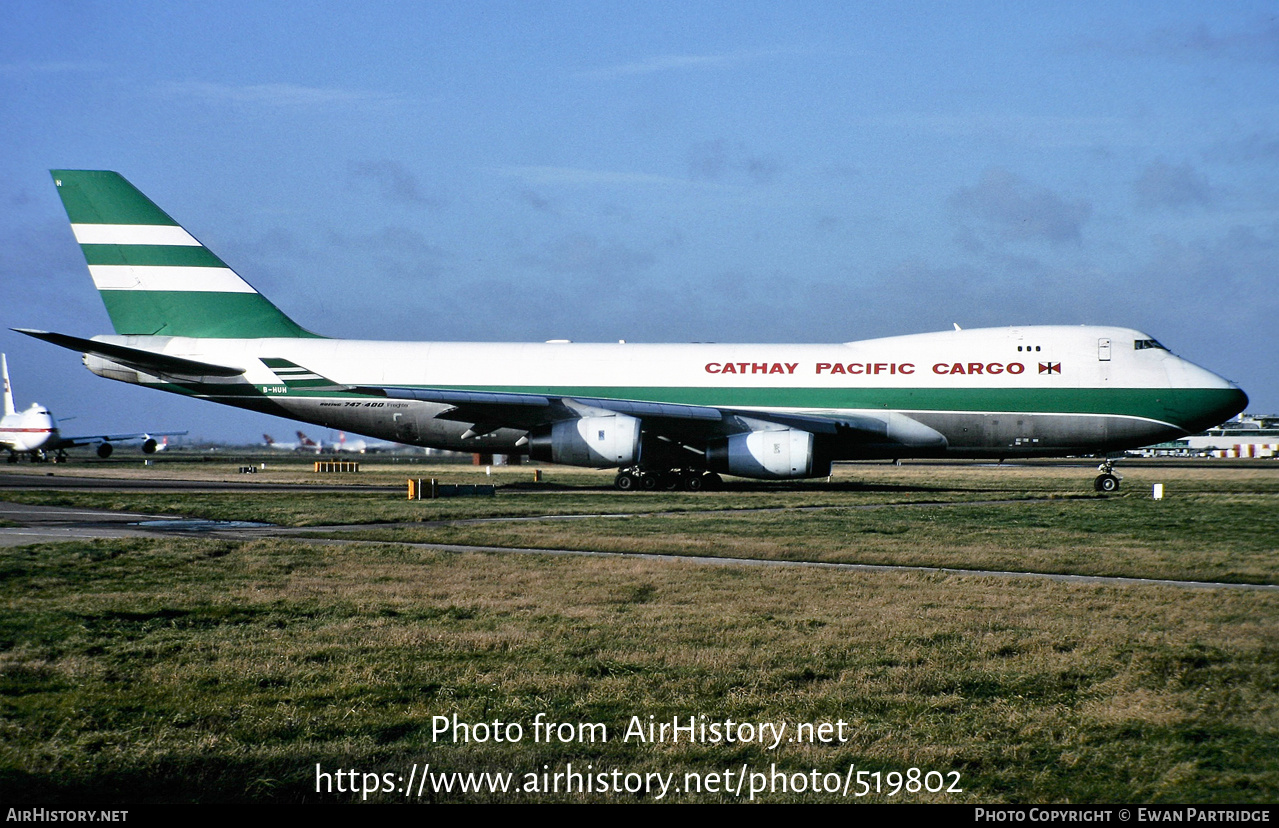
[50,170,320,339]
[2,354,14,416]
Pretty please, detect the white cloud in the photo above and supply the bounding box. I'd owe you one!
[157,81,398,109]
[580,48,800,80]
[0,60,108,75]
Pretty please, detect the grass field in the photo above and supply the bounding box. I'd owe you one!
[1,460,1276,803]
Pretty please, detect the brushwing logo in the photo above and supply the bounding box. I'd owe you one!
[1039,362,1062,375]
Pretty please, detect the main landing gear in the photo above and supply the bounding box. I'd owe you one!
[1094,459,1122,493]
[614,468,722,492]
[5,450,65,464]
[8,450,48,463]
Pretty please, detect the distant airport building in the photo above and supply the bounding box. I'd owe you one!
[1134,414,1279,457]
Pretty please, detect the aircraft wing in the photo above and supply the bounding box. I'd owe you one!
[356,384,946,448]
[13,329,246,379]
[51,431,187,450]
[355,385,722,430]
[353,384,734,442]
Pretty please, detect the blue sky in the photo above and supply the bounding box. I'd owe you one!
[3,1,1276,443]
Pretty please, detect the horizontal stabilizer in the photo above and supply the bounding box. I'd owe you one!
[13,329,246,378]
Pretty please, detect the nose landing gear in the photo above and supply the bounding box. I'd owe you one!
[1094,459,1122,493]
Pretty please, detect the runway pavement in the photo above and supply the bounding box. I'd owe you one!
[0,500,190,546]
[0,470,400,493]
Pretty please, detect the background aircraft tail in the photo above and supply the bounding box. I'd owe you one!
[50,170,318,339]
[2,354,15,416]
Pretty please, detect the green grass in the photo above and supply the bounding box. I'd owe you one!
[0,485,1038,528]
[0,537,1275,803]
[342,493,1279,584]
[1,461,1277,803]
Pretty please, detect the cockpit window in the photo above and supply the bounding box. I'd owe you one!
[1134,339,1167,351]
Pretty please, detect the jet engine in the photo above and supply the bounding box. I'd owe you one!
[707,428,827,479]
[96,442,113,459]
[528,415,641,468]
[142,438,159,454]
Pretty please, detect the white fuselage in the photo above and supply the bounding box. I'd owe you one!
[0,404,59,455]
[82,324,1245,461]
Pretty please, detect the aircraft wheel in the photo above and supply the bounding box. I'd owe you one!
[615,471,639,492]
[701,472,722,491]
[641,473,659,491]
[1094,473,1120,493]
[682,473,705,492]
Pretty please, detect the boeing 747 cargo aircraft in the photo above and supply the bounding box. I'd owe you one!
[19,170,1247,490]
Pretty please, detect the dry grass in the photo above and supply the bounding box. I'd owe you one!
[12,454,1279,493]
[1,460,1276,802]
[1,533,1276,803]
[339,492,1279,584]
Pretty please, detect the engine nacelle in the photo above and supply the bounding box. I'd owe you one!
[528,415,641,468]
[707,428,827,479]
[96,442,114,459]
[84,354,145,384]
[142,438,159,454]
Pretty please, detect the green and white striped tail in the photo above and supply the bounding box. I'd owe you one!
[51,170,318,338]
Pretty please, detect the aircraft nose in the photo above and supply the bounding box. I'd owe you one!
[1165,358,1248,434]
[1213,384,1250,425]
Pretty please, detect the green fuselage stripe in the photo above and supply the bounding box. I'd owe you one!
[150,381,1244,433]
[80,244,228,268]
[99,291,321,338]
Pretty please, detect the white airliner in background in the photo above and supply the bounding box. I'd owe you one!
[332,432,400,454]
[262,431,323,452]
[18,170,1248,490]
[1,353,184,462]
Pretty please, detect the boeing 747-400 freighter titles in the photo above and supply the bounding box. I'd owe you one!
[18,170,1247,490]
